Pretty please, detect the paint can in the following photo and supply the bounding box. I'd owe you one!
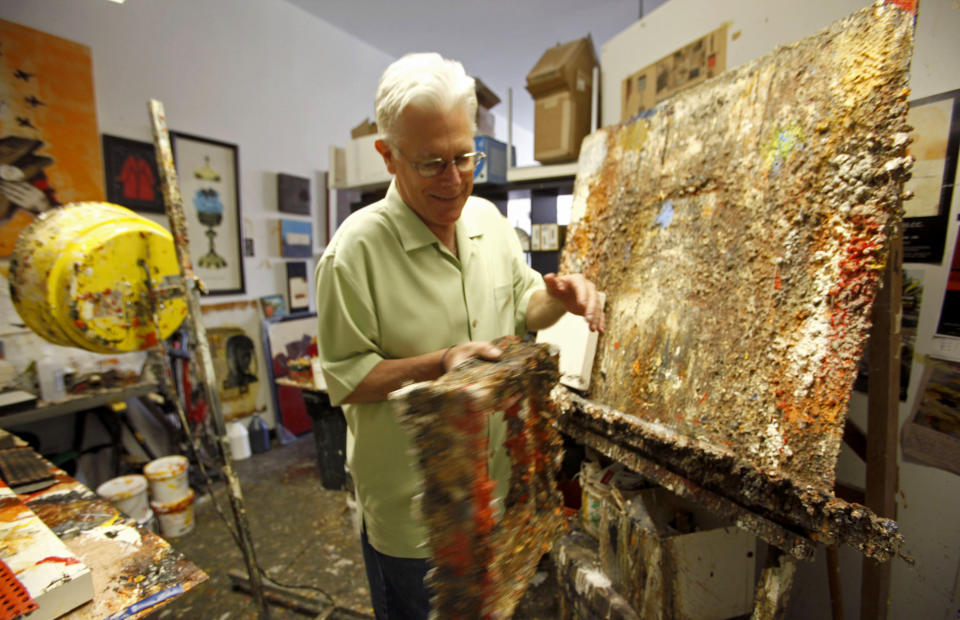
[8,202,187,353]
[143,455,190,504]
[96,474,151,522]
[150,488,195,538]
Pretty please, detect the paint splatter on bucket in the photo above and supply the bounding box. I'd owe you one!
[150,488,195,538]
[143,455,190,504]
[8,202,187,353]
[96,474,150,522]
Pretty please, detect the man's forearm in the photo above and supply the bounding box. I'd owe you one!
[342,351,447,404]
[525,289,566,332]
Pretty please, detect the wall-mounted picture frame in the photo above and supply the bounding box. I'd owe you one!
[903,88,960,264]
[170,131,245,295]
[102,134,164,213]
[286,260,310,313]
[280,219,313,258]
[278,173,310,215]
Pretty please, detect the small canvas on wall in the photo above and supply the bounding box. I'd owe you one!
[286,261,310,313]
[280,219,313,258]
[278,173,310,215]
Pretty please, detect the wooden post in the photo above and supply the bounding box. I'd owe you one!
[861,224,902,619]
[149,99,271,619]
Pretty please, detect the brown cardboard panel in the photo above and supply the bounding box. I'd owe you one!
[621,24,728,121]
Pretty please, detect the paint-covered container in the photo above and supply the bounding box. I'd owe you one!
[96,474,151,522]
[150,488,195,537]
[143,455,190,504]
[8,202,187,353]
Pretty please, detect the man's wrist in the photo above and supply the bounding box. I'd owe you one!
[440,345,455,372]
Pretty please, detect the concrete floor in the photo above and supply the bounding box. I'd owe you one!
[146,434,561,619]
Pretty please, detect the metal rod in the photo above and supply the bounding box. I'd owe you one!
[148,99,270,619]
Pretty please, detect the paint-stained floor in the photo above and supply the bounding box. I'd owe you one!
[146,434,561,619]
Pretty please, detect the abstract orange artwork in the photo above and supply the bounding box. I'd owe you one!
[0,19,104,257]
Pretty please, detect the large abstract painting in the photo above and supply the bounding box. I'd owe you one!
[559,0,914,532]
[0,19,105,257]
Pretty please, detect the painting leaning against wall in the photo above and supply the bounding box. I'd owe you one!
[0,19,105,258]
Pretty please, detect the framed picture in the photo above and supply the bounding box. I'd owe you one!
[278,173,310,214]
[101,134,164,213]
[262,312,318,435]
[901,358,960,477]
[200,300,272,425]
[286,261,310,313]
[259,294,287,319]
[280,219,313,258]
[903,89,960,264]
[170,131,245,295]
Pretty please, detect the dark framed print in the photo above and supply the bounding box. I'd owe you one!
[278,173,310,214]
[102,134,164,213]
[286,260,310,313]
[170,131,245,295]
[903,88,960,264]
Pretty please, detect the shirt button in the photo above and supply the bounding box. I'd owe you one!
[472,319,477,328]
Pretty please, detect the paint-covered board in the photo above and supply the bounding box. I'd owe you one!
[562,1,915,493]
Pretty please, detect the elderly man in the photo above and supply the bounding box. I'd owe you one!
[315,52,603,619]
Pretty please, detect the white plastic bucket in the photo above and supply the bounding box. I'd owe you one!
[150,488,196,538]
[96,474,151,522]
[143,455,190,504]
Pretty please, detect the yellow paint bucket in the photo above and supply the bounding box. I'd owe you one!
[9,202,187,353]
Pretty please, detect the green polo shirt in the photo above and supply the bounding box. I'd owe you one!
[315,180,544,558]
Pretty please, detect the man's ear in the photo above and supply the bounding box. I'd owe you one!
[375,139,398,175]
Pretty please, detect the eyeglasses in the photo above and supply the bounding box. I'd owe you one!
[395,148,486,178]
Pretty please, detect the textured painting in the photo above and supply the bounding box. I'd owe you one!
[0,19,105,257]
[561,1,915,495]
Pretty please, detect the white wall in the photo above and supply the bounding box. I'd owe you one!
[0,0,395,432]
[602,1,960,618]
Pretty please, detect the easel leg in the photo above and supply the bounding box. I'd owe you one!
[752,546,798,620]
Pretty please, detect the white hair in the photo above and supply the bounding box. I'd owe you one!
[375,53,477,144]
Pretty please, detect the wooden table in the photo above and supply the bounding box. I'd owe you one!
[2,432,206,619]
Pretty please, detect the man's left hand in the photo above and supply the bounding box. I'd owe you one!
[543,273,604,333]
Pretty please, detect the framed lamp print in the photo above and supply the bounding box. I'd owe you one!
[170,131,245,295]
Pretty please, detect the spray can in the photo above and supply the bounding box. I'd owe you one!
[248,413,271,454]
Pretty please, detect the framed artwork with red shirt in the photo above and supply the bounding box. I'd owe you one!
[102,133,164,213]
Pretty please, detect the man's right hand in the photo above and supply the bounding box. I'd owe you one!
[441,341,503,373]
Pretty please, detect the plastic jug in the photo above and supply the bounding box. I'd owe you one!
[227,421,251,460]
[248,413,271,454]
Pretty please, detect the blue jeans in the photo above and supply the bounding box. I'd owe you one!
[360,526,431,619]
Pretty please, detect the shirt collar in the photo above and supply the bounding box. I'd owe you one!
[384,179,483,256]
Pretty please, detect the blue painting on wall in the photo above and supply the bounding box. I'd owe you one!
[280,218,312,258]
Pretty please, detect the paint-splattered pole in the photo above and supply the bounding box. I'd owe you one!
[148,99,270,620]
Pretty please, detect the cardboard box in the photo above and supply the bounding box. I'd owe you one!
[526,36,599,164]
[350,118,378,139]
[473,136,513,184]
[345,134,390,187]
[474,77,500,137]
[621,24,728,122]
[597,486,756,619]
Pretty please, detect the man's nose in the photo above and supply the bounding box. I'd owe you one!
[438,161,462,183]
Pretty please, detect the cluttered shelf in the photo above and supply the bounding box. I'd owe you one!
[0,382,159,428]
